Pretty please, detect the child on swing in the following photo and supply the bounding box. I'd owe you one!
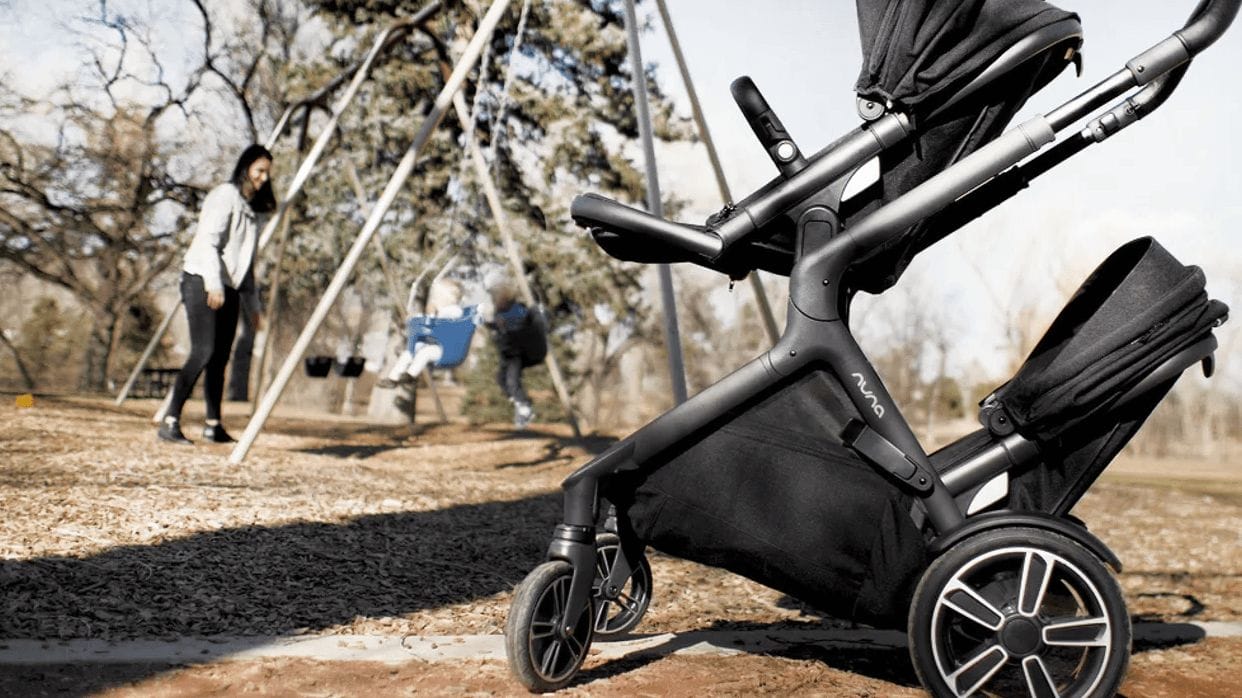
[482,278,546,429]
[377,278,464,389]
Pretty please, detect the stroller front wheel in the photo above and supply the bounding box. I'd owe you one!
[505,560,595,692]
[908,526,1130,697]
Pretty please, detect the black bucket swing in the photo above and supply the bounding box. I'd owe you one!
[303,355,333,378]
[334,356,367,377]
[303,352,366,378]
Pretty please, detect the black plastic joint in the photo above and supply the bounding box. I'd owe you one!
[979,398,1017,436]
[841,419,934,494]
[1126,36,1191,86]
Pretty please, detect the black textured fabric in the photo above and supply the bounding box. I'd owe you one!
[602,369,928,629]
[1008,381,1173,516]
[993,237,1227,442]
[855,0,1076,112]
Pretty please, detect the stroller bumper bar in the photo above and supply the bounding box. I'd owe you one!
[572,193,724,261]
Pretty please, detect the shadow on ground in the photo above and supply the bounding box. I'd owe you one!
[293,425,617,464]
[0,494,561,696]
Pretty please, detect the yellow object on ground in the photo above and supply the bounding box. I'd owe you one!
[15,393,34,409]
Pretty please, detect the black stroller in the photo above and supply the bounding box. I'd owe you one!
[505,1,1238,695]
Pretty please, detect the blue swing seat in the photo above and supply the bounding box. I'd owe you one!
[407,305,478,369]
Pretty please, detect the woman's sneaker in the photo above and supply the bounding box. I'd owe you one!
[157,417,193,445]
[202,424,236,443]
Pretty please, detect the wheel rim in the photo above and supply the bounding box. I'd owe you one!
[592,538,651,635]
[930,546,1114,697]
[527,571,592,683]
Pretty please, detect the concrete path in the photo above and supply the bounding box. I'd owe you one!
[1,622,1238,665]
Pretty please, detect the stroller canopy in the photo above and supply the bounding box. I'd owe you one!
[855,0,1078,114]
[845,0,1080,294]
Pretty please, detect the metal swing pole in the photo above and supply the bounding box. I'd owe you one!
[230,0,514,464]
[114,4,442,409]
[654,0,781,345]
[248,113,321,418]
[623,0,688,405]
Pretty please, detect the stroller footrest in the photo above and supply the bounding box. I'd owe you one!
[841,420,933,494]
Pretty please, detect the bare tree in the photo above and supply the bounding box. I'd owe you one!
[0,0,306,392]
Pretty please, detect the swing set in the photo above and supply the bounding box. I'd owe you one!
[116,0,779,463]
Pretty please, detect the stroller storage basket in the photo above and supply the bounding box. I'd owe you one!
[602,370,927,629]
[987,236,1227,442]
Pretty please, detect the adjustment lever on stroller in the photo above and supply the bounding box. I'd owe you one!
[731,76,808,178]
[841,419,934,494]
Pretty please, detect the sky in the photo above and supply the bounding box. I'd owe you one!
[2,0,1240,385]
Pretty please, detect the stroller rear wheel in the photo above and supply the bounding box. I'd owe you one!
[505,561,595,692]
[592,532,653,636]
[909,527,1130,697]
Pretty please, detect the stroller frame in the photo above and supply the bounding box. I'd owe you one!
[507,1,1239,695]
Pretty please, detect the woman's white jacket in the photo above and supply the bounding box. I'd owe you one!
[182,183,263,311]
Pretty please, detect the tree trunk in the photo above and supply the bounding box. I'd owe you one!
[367,334,416,424]
[0,330,36,390]
[79,311,117,393]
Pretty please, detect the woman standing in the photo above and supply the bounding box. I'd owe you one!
[158,145,274,444]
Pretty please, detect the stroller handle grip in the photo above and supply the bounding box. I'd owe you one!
[571,193,725,261]
[1178,0,1241,55]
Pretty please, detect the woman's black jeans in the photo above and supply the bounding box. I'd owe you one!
[167,272,239,423]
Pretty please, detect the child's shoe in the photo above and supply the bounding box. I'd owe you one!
[377,373,414,390]
[514,401,535,429]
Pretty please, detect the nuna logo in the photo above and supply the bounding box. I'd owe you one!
[851,372,885,418]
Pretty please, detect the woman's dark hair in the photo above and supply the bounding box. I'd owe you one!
[231,144,276,214]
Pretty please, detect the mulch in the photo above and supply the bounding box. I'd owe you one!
[1,396,1238,646]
